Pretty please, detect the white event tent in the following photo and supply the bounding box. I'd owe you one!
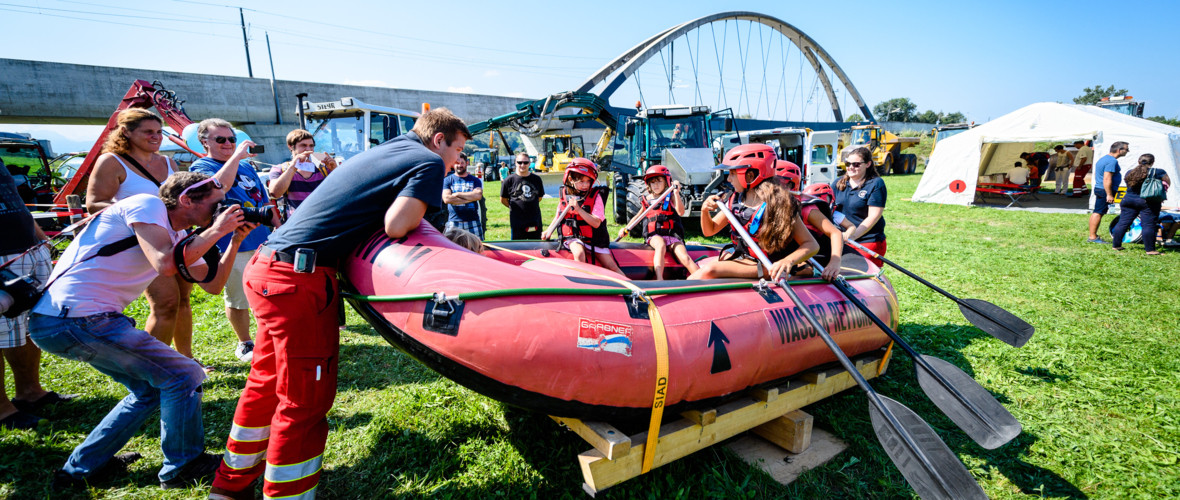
[913,102,1180,209]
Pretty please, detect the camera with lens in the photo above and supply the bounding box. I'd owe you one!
[215,198,276,227]
[0,268,44,319]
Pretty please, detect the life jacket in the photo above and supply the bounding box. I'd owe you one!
[800,199,836,265]
[726,191,769,261]
[640,191,685,240]
[558,186,611,250]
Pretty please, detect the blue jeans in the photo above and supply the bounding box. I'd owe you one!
[1112,194,1162,252]
[29,312,207,481]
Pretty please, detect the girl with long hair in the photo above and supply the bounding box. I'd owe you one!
[690,144,818,281]
[1112,154,1171,254]
[85,109,200,361]
[833,147,888,267]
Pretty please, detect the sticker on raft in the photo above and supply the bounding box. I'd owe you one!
[577,318,633,356]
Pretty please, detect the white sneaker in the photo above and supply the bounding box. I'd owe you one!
[234,341,255,363]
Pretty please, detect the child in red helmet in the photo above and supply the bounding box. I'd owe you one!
[776,161,801,191]
[690,144,818,281]
[542,158,626,276]
[797,183,847,281]
[623,165,699,280]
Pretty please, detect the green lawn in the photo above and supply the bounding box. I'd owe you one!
[3,175,1178,499]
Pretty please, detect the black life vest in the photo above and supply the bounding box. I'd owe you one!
[640,191,685,240]
[558,186,611,249]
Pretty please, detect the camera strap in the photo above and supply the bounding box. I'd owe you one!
[39,210,140,296]
[118,153,163,187]
[173,229,221,284]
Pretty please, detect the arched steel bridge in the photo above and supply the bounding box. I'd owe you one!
[578,11,874,123]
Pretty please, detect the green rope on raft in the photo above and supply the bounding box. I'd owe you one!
[342,274,877,303]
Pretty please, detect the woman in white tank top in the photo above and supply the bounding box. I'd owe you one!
[85,109,201,365]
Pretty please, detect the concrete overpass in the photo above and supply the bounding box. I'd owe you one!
[0,58,527,164]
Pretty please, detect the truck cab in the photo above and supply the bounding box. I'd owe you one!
[612,105,735,224]
[300,97,419,162]
[1096,96,1145,118]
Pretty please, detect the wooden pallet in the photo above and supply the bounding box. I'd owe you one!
[551,347,891,496]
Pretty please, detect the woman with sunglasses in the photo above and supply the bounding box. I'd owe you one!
[85,109,203,362]
[832,147,888,267]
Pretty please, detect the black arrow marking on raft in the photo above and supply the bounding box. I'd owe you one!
[707,322,731,374]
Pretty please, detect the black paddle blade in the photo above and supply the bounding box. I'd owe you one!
[915,355,1022,450]
[869,396,987,500]
[958,298,1034,348]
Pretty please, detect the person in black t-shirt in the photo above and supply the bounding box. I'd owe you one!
[500,152,546,239]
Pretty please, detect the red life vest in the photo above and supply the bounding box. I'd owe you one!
[558,186,611,249]
[726,191,768,261]
[640,191,685,240]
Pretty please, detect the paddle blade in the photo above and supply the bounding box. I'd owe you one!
[869,396,987,500]
[958,298,1034,348]
[915,355,1022,450]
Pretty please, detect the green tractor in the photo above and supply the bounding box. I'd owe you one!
[610,105,735,232]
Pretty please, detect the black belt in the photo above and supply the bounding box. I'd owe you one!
[258,245,336,269]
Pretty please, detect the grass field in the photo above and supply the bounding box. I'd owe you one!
[3,174,1178,499]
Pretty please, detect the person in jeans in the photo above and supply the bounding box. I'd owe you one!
[268,129,337,222]
[1,160,76,430]
[190,118,281,363]
[1088,141,1129,243]
[501,152,546,239]
[1112,154,1171,254]
[29,172,252,489]
[443,153,484,239]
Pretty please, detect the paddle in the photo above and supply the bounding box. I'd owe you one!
[843,239,1034,348]
[808,257,1021,449]
[540,204,574,241]
[615,183,676,241]
[715,201,986,499]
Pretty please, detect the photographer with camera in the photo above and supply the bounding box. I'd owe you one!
[268,129,337,222]
[28,172,253,489]
[190,118,281,364]
[209,108,470,500]
[1,159,77,430]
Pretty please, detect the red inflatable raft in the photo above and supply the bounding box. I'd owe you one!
[342,222,896,421]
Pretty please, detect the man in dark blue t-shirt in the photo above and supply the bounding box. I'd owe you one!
[1087,141,1129,243]
[209,109,471,500]
[443,153,484,239]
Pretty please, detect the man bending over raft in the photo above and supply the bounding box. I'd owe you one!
[209,109,471,500]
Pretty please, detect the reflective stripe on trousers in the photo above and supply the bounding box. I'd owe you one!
[230,423,271,443]
[265,455,323,483]
[263,485,317,500]
[223,449,267,470]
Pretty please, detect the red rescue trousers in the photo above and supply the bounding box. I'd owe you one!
[853,239,887,268]
[1072,164,1092,196]
[213,250,339,499]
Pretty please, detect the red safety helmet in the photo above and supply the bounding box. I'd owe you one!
[643,164,673,183]
[717,144,776,190]
[563,157,599,185]
[803,182,835,205]
[776,160,801,187]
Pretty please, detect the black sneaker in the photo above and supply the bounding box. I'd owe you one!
[51,452,143,490]
[160,451,223,489]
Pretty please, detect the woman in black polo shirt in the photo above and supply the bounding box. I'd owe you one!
[831,147,887,266]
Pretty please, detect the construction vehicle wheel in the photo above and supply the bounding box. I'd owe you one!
[484,165,498,181]
[626,178,647,238]
[901,154,918,174]
[613,172,631,225]
[879,155,894,176]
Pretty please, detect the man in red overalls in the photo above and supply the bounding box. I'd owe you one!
[209,109,471,500]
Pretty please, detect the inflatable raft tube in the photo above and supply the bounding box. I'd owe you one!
[342,222,897,422]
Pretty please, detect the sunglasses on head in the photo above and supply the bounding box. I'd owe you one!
[179,177,224,199]
[211,135,237,144]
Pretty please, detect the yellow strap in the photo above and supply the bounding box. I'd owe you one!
[879,341,894,377]
[484,243,670,473]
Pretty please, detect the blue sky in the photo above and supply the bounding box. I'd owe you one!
[3,0,1178,145]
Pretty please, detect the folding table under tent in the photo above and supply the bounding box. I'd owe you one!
[912,102,1180,210]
